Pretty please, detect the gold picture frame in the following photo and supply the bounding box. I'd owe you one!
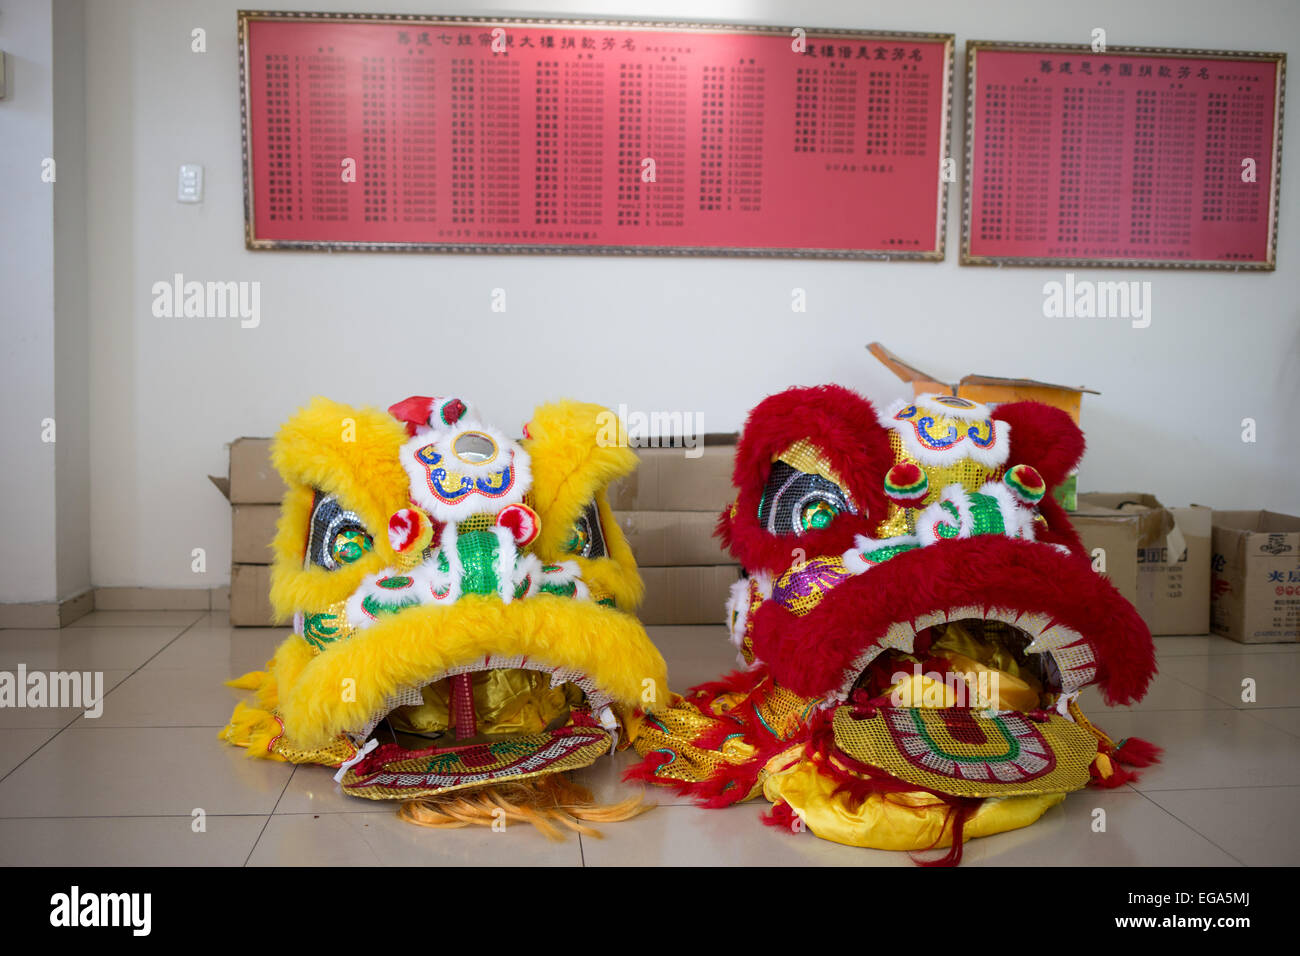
[960,39,1285,270]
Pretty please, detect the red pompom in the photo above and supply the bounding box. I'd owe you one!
[441,398,467,426]
[495,503,541,547]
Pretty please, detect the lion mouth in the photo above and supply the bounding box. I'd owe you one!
[839,605,1096,712]
[336,661,622,799]
[821,604,1109,799]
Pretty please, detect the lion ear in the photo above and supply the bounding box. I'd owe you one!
[523,401,644,611]
[270,397,411,535]
[990,401,1085,489]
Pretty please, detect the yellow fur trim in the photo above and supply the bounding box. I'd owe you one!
[524,400,643,610]
[219,701,289,762]
[268,399,411,619]
[225,670,267,691]
[276,594,668,749]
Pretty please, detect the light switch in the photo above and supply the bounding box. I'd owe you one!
[177,163,203,203]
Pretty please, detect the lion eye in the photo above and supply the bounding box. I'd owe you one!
[800,499,839,531]
[758,462,854,535]
[307,493,372,570]
[330,528,372,565]
[563,502,606,558]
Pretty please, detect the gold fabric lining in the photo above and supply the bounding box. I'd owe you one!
[390,669,584,738]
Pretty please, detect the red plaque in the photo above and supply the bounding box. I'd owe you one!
[962,41,1285,269]
[239,12,953,258]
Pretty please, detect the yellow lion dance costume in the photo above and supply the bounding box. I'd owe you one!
[222,394,668,838]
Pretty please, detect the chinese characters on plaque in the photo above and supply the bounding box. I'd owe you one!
[240,14,954,257]
[963,42,1284,268]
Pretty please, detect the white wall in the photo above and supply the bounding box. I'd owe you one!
[0,0,59,602]
[66,0,1300,591]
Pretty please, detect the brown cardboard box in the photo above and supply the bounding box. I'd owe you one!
[869,341,1096,510]
[606,444,736,512]
[229,437,284,504]
[229,563,274,627]
[232,504,279,565]
[1138,504,1212,635]
[1211,510,1300,644]
[639,565,741,626]
[612,511,728,567]
[1071,493,1175,607]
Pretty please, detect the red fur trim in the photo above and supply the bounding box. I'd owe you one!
[1114,735,1162,768]
[761,800,800,831]
[991,401,1086,490]
[1037,492,1086,556]
[751,534,1155,705]
[719,385,894,575]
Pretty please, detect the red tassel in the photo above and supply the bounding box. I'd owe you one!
[1114,736,1162,768]
[1089,761,1138,789]
[911,798,982,867]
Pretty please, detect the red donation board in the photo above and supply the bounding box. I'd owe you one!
[965,43,1284,268]
[240,15,953,256]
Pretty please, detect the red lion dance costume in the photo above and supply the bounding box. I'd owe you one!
[627,386,1160,864]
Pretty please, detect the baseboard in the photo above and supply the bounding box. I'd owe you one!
[0,589,94,629]
[0,587,230,629]
[93,587,213,611]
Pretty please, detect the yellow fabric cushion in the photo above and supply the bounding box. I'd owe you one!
[763,756,1065,851]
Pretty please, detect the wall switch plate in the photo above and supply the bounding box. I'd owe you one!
[177,163,203,203]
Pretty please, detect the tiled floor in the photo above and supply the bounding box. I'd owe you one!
[0,610,1296,866]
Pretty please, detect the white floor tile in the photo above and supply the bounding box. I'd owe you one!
[250,810,582,866]
[0,726,292,817]
[0,814,266,866]
[1143,787,1300,865]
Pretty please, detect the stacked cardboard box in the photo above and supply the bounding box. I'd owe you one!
[211,438,283,626]
[608,439,740,626]
[1071,493,1211,635]
[1211,510,1300,644]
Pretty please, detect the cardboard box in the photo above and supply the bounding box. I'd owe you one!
[639,565,741,626]
[606,443,737,512]
[232,504,279,565]
[1138,504,1212,635]
[869,342,1097,510]
[1211,510,1300,644]
[229,563,274,627]
[1072,493,1210,633]
[1071,493,1175,608]
[228,437,284,504]
[612,511,729,567]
